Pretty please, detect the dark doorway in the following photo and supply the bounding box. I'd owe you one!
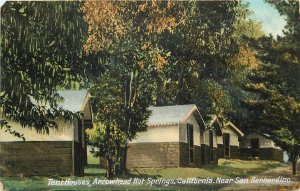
[200,132,205,165]
[223,133,230,158]
[187,124,194,163]
[250,138,259,158]
[201,146,206,165]
[74,119,85,176]
[209,130,214,162]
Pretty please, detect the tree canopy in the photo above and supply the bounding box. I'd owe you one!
[0,2,95,136]
[244,0,300,174]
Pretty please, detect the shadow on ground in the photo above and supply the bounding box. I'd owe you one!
[203,160,285,178]
[85,164,162,180]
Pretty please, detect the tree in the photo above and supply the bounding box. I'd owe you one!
[245,32,300,174]
[82,0,178,178]
[153,0,262,123]
[1,2,91,136]
[82,0,265,177]
[258,0,300,175]
[87,60,154,178]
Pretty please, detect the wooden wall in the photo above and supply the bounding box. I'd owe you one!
[127,142,180,168]
[240,148,283,162]
[0,141,73,176]
[126,142,203,168]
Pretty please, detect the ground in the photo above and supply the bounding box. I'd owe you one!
[221,162,300,190]
[0,154,298,191]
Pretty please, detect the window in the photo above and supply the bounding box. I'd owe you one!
[187,124,194,163]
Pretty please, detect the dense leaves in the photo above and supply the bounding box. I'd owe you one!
[82,0,265,178]
[153,1,261,121]
[244,0,300,174]
[0,2,89,135]
[82,0,179,177]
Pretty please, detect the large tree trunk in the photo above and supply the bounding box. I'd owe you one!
[119,143,128,175]
[105,117,114,179]
[106,154,114,179]
[290,146,298,175]
[115,138,121,175]
[292,160,297,175]
[119,75,132,176]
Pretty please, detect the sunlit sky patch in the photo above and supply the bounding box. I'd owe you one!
[0,0,287,37]
[0,0,5,8]
[245,0,287,37]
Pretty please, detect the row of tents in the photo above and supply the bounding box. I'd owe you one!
[126,104,286,168]
[0,90,286,176]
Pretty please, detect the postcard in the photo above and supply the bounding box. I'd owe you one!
[0,0,299,190]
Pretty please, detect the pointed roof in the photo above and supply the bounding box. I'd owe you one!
[208,114,244,137]
[57,90,90,112]
[207,114,220,127]
[224,121,244,137]
[147,104,206,129]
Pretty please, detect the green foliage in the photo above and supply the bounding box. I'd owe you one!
[244,0,300,173]
[82,1,268,176]
[0,120,24,140]
[193,79,233,115]
[84,32,161,178]
[244,35,300,135]
[154,1,260,122]
[0,1,89,134]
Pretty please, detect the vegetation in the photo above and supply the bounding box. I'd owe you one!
[244,0,300,174]
[82,1,179,178]
[0,2,89,137]
[82,0,264,178]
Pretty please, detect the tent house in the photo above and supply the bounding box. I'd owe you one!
[0,90,92,176]
[240,132,284,162]
[207,115,244,159]
[202,128,219,165]
[126,104,208,168]
[218,122,243,159]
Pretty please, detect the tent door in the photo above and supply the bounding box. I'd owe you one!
[223,133,230,158]
[187,124,194,163]
[250,138,259,158]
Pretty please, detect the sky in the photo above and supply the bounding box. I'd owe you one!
[0,0,5,8]
[0,0,287,37]
[245,0,287,36]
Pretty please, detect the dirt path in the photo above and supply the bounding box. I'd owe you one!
[220,164,300,190]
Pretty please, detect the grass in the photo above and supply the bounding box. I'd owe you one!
[0,154,286,191]
[125,158,285,179]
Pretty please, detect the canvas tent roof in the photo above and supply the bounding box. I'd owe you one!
[246,131,272,139]
[30,90,89,113]
[207,114,244,137]
[224,122,244,137]
[147,104,206,129]
[57,90,90,112]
